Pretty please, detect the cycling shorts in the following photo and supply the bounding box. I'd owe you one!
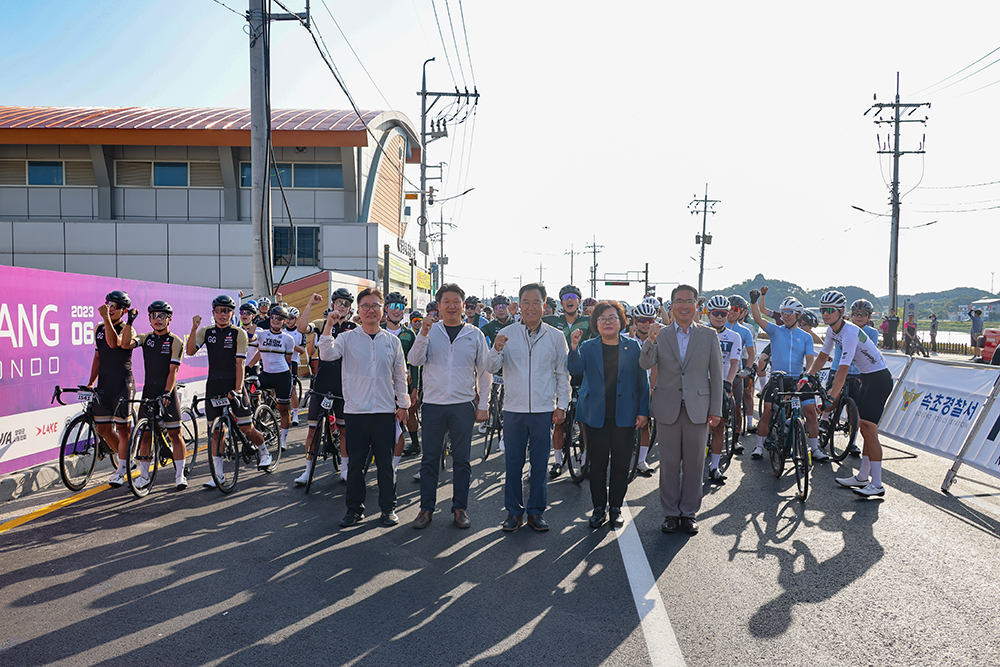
[204,379,252,426]
[307,391,345,427]
[94,377,135,424]
[259,370,292,404]
[763,375,815,407]
[138,387,182,430]
[857,368,893,424]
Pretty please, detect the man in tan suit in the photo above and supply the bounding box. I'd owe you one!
[639,284,723,534]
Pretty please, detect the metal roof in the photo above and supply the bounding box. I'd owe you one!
[0,106,393,147]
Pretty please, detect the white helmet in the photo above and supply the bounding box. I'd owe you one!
[706,295,730,312]
[779,297,805,314]
[818,290,847,309]
[287,307,300,319]
[633,301,658,319]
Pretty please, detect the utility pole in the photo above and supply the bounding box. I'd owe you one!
[538,262,544,283]
[430,207,456,285]
[565,244,583,285]
[644,262,650,296]
[248,0,309,299]
[585,236,604,299]
[417,62,479,255]
[870,73,929,321]
[688,184,720,296]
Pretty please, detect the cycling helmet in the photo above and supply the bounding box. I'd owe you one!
[286,307,300,319]
[106,290,131,309]
[331,287,354,304]
[426,301,439,314]
[386,291,408,306]
[581,297,598,308]
[819,290,848,309]
[212,294,237,309]
[258,296,271,308]
[559,284,582,299]
[728,295,748,310]
[492,295,510,306]
[409,310,424,320]
[778,297,805,314]
[850,298,874,314]
[465,295,480,306]
[546,297,559,311]
[240,300,258,314]
[269,304,288,319]
[707,295,731,312]
[147,300,173,316]
[801,310,819,328]
[633,301,658,319]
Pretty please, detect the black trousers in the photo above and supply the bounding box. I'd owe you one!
[344,412,396,515]
[585,423,635,510]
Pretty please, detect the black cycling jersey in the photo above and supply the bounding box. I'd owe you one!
[95,321,134,379]
[310,319,356,395]
[133,331,183,393]
[193,325,249,381]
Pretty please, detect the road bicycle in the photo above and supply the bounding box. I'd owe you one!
[483,375,505,461]
[817,376,860,462]
[52,385,122,492]
[303,389,342,493]
[627,416,656,483]
[762,372,821,501]
[124,394,183,498]
[205,392,281,493]
[564,387,588,483]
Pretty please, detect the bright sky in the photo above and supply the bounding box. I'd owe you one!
[5,1,1000,302]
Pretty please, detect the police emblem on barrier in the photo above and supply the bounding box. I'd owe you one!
[900,388,923,412]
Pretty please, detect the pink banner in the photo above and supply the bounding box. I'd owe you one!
[0,265,238,420]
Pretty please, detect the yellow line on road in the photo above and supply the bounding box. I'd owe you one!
[0,483,110,535]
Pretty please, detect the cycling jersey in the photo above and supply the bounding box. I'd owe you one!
[255,327,294,373]
[543,313,592,347]
[132,331,183,394]
[726,321,755,362]
[716,327,743,370]
[193,325,249,381]
[481,316,516,346]
[466,314,488,328]
[821,321,887,375]
[831,324,879,373]
[95,321,133,379]
[763,322,814,375]
[307,320,356,396]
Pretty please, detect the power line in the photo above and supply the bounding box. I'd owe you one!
[911,45,1000,96]
[458,0,476,86]
[444,0,467,87]
[317,0,392,109]
[913,204,1000,213]
[207,0,246,18]
[921,54,1000,98]
[918,179,1000,190]
[431,0,458,88]
[944,74,1000,101]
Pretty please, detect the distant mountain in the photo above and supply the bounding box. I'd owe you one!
[882,287,998,318]
[709,274,883,311]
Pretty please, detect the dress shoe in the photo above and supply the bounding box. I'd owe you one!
[501,514,524,532]
[526,514,550,532]
[680,517,699,534]
[381,511,400,526]
[588,508,606,529]
[402,444,421,456]
[661,516,679,533]
[707,467,726,483]
[339,512,362,528]
[635,461,654,477]
[413,509,433,529]
[608,507,624,528]
[454,509,471,529]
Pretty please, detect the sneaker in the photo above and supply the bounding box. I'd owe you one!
[549,463,563,479]
[108,472,126,488]
[853,483,885,497]
[636,461,654,476]
[203,478,221,489]
[847,444,862,457]
[836,475,869,488]
[258,451,273,469]
[707,467,726,483]
[291,416,300,426]
[280,442,288,451]
[175,476,188,490]
[478,423,487,434]
[413,470,421,482]
[751,445,764,459]
[294,470,309,486]
[498,438,505,452]
[134,475,151,490]
[811,449,830,462]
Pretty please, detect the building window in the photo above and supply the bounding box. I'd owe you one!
[153,162,188,187]
[274,226,320,267]
[294,163,343,188]
[28,161,63,186]
[240,162,292,188]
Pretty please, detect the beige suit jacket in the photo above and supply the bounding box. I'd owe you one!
[639,321,724,425]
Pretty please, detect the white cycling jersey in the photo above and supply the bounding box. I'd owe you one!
[256,327,295,373]
[820,320,887,375]
[717,327,743,369]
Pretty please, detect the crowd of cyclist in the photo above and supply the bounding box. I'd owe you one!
[82,279,893,531]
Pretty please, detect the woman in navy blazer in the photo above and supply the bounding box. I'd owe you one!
[568,301,650,528]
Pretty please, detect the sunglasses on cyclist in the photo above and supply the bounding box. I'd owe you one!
[851,310,869,318]
[780,310,797,317]
[710,310,729,318]
[561,293,580,301]
[387,303,406,311]
[635,317,656,324]
[819,307,840,315]
[214,307,234,314]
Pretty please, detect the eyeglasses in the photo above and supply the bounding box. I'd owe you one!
[106,301,122,309]
[596,316,620,325]
[359,303,383,312]
[387,303,406,311]
[465,304,476,309]
[635,317,655,324]
[333,299,351,308]
[561,293,580,302]
[819,307,839,315]
[780,310,797,317]
[710,310,729,318]
[213,307,234,314]
[149,312,169,321]
[851,311,870,318]
[672,298,696,305]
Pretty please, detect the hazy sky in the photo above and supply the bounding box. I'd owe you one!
[5,1,1000,301]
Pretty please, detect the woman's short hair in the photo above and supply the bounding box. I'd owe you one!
[589,300,627,336]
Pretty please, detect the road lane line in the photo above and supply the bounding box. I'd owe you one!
[0,483,109,534]
[616,501,687,667]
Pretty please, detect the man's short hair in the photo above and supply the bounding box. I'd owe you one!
[358,287,383,303]
[671,284,699,301]
[519,282,547,300]
[436,283,465,302]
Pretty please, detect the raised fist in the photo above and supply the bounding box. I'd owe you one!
[192,315,202,329]
[494,333,508,351]
[420,316,434,336]
[648,322,662,340]
[748,289,761,304]
[570,328,583,350]
[308,293,323,306]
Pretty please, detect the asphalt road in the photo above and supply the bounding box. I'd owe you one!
[1,423,999,667]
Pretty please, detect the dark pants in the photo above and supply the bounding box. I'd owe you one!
[344,412,396,515]
[503,411,552,516]
[420,401,475,512]
[585,424,635,510]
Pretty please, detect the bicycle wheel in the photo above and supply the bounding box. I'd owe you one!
[126,418,157,498]
[566,415,586,483]
[181,408,199,476]
[626,428,641,483]
[305,416,328,494]
[824,397,859,462]
[293,376,303,406]
[254,404,281,471]
[483,402,499,462]
[791,417,809,501]
[208,417,239,493]
[330,420,342,472]
[768,416,786,478]
[59,414,99,492]
[723,394,737,459]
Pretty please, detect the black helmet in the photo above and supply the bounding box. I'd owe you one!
[729,295,748,310]
[850,299,874,314]
[386,291,408,306]
[546,296,559,311]
[331,287,354,304]
[212,294,237,309]
[148,300,173,316]
[559,284,582,299]
[269,304,289,319]
[426,301,439,314]
[409,309,424,320]
[239,300,258,314]
[492,294,510,306]
[106,290,131,308]
[464,295,480,306]
[801,310,819,328]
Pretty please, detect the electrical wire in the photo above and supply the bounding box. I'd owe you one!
[208,0,246,19]
[317,0,392,110]
[917,179,1000,190]
[458,0,476,87]
[910,45,1000,96]
[431,0,459,88]
[444,0,467,88]
[920,54,1000,98]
